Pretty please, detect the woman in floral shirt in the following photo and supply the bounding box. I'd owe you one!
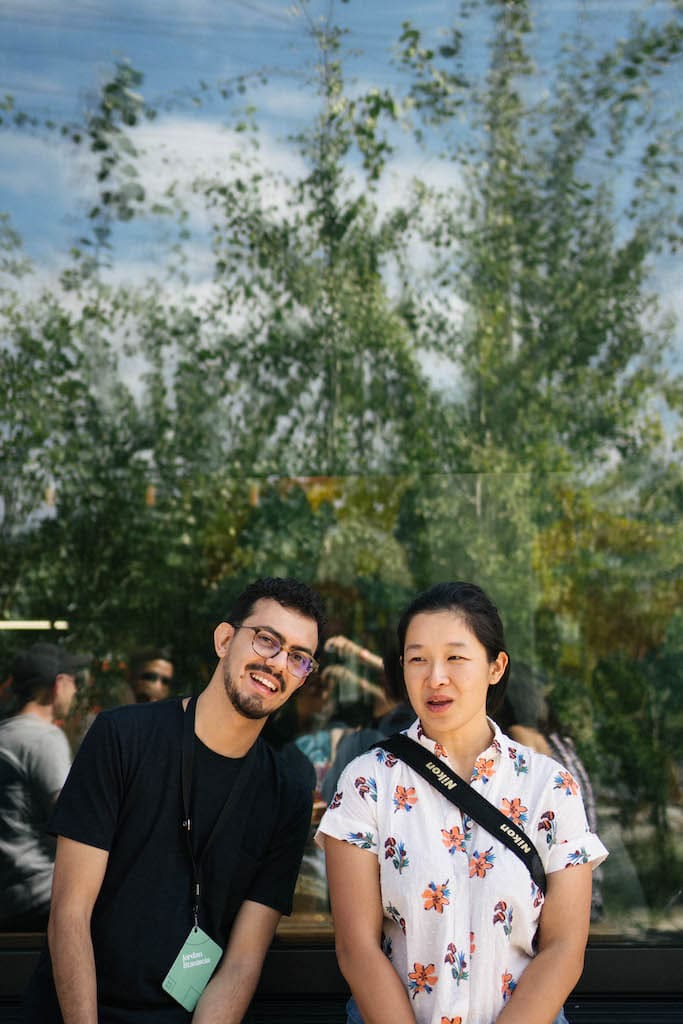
[317,582,607,1024]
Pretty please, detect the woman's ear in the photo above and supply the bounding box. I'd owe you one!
[489,651,509,686]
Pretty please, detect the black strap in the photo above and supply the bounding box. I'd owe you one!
[181,696,258,928]
[378,733,547,894]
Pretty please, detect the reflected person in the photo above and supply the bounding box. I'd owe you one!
[128,646,174,703]
[0,643,88,932]
[496,662,605,922]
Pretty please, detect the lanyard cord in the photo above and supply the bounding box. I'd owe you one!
[180,696,258,929]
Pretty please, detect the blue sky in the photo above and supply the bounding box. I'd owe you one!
[0,0,680,367]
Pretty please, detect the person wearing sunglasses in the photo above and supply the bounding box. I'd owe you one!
[24,577,325,1024]
[128,647,175,704]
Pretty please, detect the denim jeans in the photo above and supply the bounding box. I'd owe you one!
[345,995,570,1024]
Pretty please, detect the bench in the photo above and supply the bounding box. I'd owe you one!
[1,935,681,1022]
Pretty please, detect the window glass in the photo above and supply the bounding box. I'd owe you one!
[0,0,680,961]
[263,475,681,947]
[5,473,676,943]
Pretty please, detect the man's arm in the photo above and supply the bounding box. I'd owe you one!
[47,836,109,1024]
[192,900,281,1024]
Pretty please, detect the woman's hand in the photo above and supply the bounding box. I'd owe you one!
[496,862,593,1024]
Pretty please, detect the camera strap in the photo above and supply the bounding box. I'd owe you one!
[377,732,547,894]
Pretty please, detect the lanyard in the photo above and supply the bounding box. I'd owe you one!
[181,696,257,929]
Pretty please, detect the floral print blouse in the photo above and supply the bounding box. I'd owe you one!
[317,718,608,1024]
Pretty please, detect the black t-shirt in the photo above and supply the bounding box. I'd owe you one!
[23,699,312,1023]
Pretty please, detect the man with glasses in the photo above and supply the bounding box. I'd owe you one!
[0,643,89,931]
[24,577,325,1024]
[128,646,174,703]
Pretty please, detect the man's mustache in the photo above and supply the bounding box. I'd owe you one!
[245,661,285,692]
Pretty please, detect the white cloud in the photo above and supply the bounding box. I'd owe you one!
[377,153,462,213]
[0,132,90,199]
[129,115,308,226]
[255,82,314,121]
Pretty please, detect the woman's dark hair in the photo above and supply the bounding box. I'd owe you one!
[395,581,510,715]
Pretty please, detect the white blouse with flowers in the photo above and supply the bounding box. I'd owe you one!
[317,718,608,1024]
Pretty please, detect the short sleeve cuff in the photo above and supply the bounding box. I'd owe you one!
[546,831,609,873]
[315,807,380,856]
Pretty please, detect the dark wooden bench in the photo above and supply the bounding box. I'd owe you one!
[2,934,681,1022]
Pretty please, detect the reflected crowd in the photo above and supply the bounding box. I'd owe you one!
[0,597,672,960]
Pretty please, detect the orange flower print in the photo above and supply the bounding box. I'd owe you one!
[422,880,451,913]
[501,970,517,1002]
[469,846,495,878]
[500,796,528,826]
[393,784,418,813]
[441,1018,462,1024]
[408,962,438,999]
[470,930,476,956]
[554,769,579,796]
[434,742,448,759]
[441,825,466,854]
[472,756,495,784]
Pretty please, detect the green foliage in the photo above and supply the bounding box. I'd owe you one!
[0,0,681,918]
[398,0,681,475]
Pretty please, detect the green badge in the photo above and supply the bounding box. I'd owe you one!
[162,926,223,1011]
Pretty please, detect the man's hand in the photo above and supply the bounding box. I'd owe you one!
[192,900,281,1024]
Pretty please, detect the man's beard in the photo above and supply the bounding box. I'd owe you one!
[223,660,284,720]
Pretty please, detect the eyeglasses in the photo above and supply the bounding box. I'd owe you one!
[232,625,318,679]
[138,671,172,685]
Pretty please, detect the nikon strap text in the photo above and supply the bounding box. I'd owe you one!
[377,733,547,894]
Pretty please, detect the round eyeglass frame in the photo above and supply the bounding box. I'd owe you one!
[231,624,319,679]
